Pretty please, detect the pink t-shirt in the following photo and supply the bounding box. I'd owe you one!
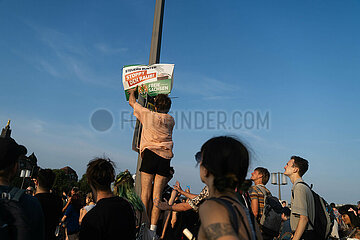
[133,102,175,159]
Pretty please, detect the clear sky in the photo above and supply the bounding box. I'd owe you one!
[1,0,359,204]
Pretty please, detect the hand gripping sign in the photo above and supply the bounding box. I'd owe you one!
[122,64,175,100]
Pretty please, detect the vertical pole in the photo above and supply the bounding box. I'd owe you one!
[149,0,165,65]
[134,0,165,195]
[278,172,281,200]
[21,176,25,189]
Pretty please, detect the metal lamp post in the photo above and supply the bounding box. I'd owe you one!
[134,0,166,195]
[271,172,287,200]
[20,169,31,189]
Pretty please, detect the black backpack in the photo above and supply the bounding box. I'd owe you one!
[0,187,31,240]
[256,186,283,236]
[293,182,335,240]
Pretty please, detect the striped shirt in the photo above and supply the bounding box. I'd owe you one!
[248,184,271,222]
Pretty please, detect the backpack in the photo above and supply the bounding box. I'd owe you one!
[293,182,335,240]
[208,196,262,240]
[256,185,283,236]
[0,187,31,240]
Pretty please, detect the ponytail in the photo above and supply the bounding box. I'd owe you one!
[213,173,239,192]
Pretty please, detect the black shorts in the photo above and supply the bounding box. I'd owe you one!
[140,149,171,177]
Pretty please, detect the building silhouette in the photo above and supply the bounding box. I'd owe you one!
[1,120,39,186]
[0,120,11,138]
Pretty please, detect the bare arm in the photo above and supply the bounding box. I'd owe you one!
[172,202,193,212]
[171,211,177,228]
[251,198,259,218]
[292,215,309,240]
[128,87,137,108]
[173,181,198,199]
[62,197,71,213]
[79,208,87,225]
[161,189,179,239]
[156,201,193,212]
[181,191,198,199]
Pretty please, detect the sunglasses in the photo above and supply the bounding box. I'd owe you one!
[195,151,202,163]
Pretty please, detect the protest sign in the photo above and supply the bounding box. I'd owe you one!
[122,63,174,100]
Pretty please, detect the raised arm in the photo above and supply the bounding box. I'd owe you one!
[127,87,137,108]
[173,181,198,199]
[62,196,72,213]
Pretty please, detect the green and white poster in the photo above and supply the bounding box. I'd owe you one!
[122,64,174,100]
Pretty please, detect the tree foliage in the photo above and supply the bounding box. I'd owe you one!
[78,174,91,194]
[52,169,76,196]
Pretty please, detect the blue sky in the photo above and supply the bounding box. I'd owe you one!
[0,0,359,204]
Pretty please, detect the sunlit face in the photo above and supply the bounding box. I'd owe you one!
[198,151,213,186]
[342,214,351,225]
[33,178,39,188]
[199,162,206,183]
[197,152,206,183]
[250,170,262,181]
[284,159,295,176]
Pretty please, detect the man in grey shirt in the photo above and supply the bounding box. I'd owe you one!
[284,156,315,240]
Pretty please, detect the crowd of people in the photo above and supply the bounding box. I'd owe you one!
[1,135,360,240]
[1,89,360,240]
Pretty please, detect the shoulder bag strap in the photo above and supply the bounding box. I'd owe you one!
[292,181,308,198]
[255,185,268,198]
[255,185,268,219]
[11,188,25,202]
[207,197,239,234]
[292,181,315,229]
[1,187,24,201]
[215,196,258,240]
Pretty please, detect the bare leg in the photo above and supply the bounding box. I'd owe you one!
[141,172,154,218]
[65,228,69,240]
[150,174,168,226]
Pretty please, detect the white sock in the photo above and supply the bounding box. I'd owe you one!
[150,225,157,231]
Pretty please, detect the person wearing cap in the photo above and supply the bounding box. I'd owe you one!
[0,137,45,240]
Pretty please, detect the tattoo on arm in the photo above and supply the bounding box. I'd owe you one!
[204,223,236,240]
